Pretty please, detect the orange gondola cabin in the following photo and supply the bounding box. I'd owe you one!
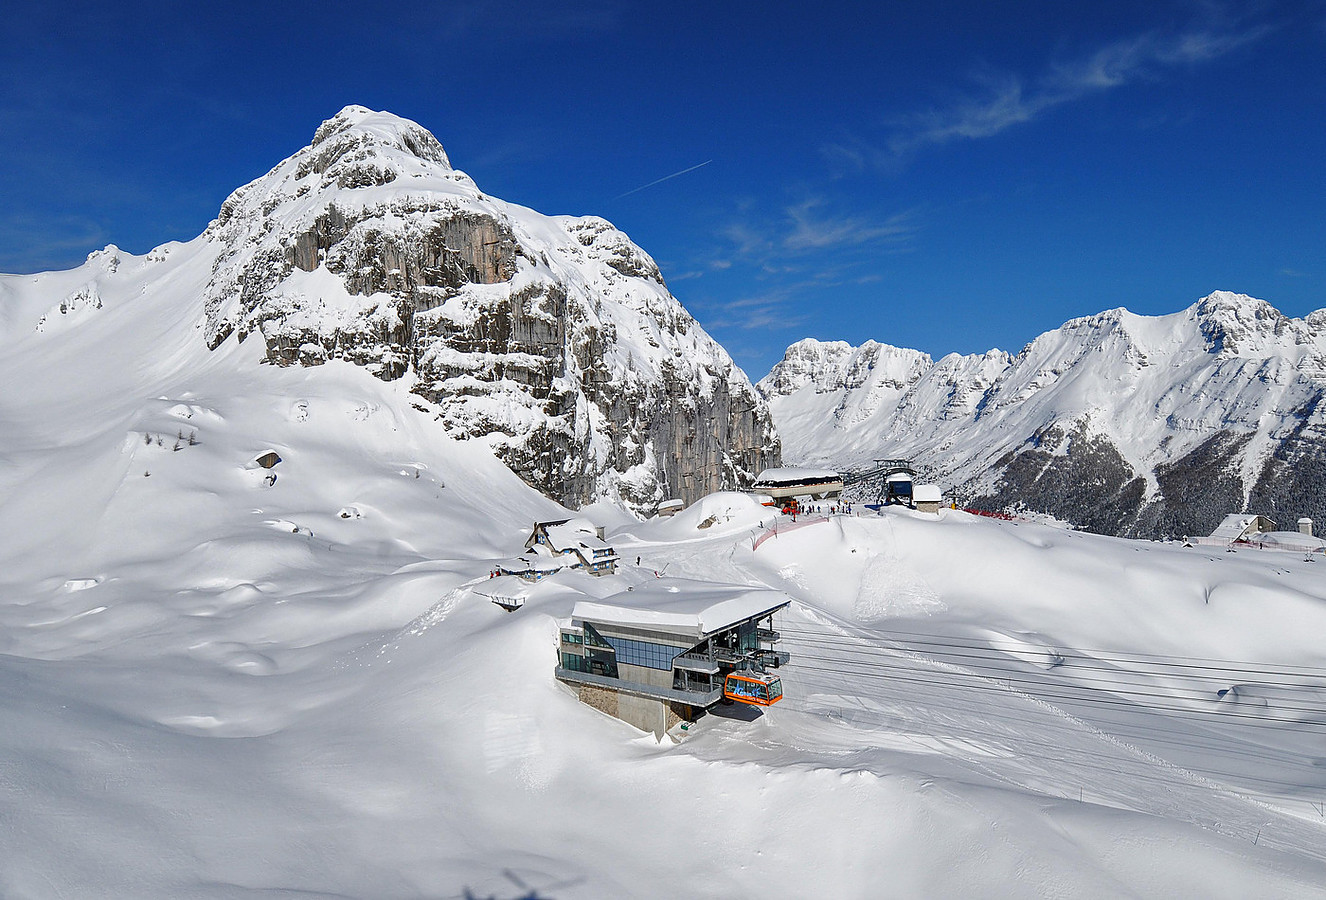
[723,670,783,706]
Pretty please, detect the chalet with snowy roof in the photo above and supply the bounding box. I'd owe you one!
[556,581,791,736]
[752,467,844,505]
[523,518,619,576]
[1208,514,1277,544]
[655,499,685,518]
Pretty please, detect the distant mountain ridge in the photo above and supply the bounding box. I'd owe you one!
[3,106,780,514]
[759,292,1326,538]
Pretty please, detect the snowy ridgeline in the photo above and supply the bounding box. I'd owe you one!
[759,293,1326,539]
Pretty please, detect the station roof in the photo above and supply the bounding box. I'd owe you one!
[1249,531,1326,552]
[752,467,842,487]
[571,578,791,640]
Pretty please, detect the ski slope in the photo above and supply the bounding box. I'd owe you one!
[4,246,1326,896]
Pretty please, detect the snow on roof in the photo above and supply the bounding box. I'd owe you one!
[543,522,611,552]
[913,484,943,503]
[572,579,790,638]
[1209,513,1272,541]
[752,467,841,487]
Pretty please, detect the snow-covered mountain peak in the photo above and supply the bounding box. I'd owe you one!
[310,105,453,169]
[186,107,779,511]
[84,244,124,267]
[757,337,932,399]
[1190,290,1299,355]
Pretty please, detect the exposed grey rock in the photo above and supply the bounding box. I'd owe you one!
[199,106,779,512]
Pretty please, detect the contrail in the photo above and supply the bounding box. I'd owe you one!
[613,160,712,200]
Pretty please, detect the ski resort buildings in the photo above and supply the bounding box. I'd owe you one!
[555,582,790,736]
[497,518,620,581]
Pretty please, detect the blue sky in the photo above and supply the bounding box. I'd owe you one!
[3,1,1324,378]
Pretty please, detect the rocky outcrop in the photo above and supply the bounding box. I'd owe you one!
[200,106,779,511]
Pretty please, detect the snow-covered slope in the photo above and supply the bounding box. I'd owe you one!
[4,236,1326,895]
[760,293,1326,537]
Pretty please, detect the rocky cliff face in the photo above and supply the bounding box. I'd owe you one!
[760,293,1326,539]
[201,106,779,511]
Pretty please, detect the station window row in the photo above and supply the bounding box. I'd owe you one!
[605,636,681,671]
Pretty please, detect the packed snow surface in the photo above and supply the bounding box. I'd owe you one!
[5,123,1326,897]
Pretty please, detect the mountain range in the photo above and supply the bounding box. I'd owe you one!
[759,293,1326,538]
[6,105,1321,541]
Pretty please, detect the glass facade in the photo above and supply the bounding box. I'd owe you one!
[603,636,680,671]
[737,620,758,652]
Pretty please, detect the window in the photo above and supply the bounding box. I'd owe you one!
[603,636,680,671]
[560,652,588,672]
[561,631,583,645]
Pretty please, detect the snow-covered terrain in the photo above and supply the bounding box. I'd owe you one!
[5,105,1326,897]
[4,233,1326,896]
[759,294,1326,538]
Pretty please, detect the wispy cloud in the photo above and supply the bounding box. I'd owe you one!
[836,14,1274,165]
[720,197,917,265]
[784,199,915,251]
[703,288,812,331]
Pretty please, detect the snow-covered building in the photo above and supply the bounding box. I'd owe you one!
[752,467,844,505]
[913,483,943,514]
[1208,514,1277,544]
[495,546,577,582]
[556,581,790,736]
[655,499,685,518]
[1244,531,1326,554]
[522,518,619,576]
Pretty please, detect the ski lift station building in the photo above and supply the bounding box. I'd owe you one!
[556,581,790,736]
[751,467,844,502]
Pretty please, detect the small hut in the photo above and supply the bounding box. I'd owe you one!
[913,483,943,514]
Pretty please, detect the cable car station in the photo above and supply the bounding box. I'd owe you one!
[556,580,791,737]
